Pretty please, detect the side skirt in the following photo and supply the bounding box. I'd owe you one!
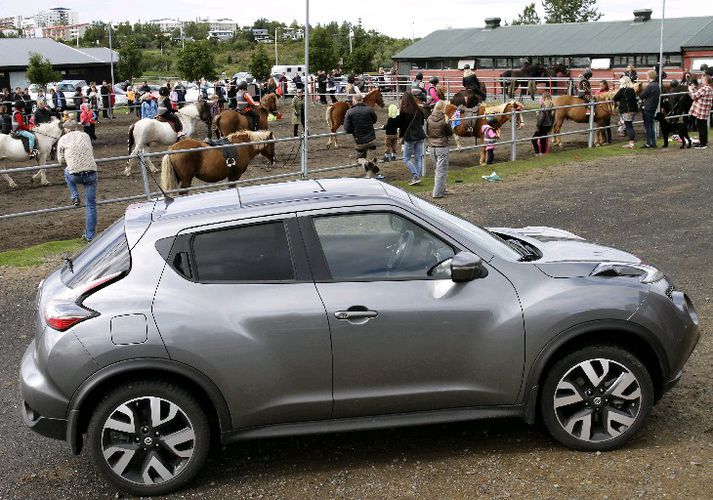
[222,405,526,444]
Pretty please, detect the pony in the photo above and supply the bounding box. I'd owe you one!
[126,100,212,176]
[213,93,278,138]
[444,101,524,157]
[501,63,548,100]
[547,63,572,95]
[0,119,64,188]
[551,93,617,147]
[325,88,385,148]
[160,130,275,195]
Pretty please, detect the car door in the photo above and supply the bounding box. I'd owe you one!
[152,214,333,429]
[299,207,524,418]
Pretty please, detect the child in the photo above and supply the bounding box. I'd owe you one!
[80,102,97,141]
[383,104,399,161]
[481,116,498,165]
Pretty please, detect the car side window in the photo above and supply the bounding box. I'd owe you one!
[312,213,455,281]
[192,221,295,282]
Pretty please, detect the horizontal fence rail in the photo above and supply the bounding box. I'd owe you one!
[0,90,702,221]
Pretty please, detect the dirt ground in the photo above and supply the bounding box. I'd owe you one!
[0,97,609,251]
[0,146,711,498]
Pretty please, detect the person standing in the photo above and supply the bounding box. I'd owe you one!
[398,91,427,185]
[595,80,612,144]
[227,82,237,110]
[383,104,399,162]
[291,89,305,137]
[59,120,98,242]
[126,86,135,115]
[426,100,453,198]
[80,102,97,142]
[33,98,53,124]
[532,92,554,155]
[344,93,381,179]
[689,74,713,150]
[481,117,498,165]
[639,70,660,148]
[0,104,11,135]
[73,87,84,121]
[317,70,328,105]
[279,72,288,99]
[613,75,638,149]
[100,81,110,118]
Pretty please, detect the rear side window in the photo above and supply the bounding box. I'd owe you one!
[192,222,295,282]
[61,218,131,288]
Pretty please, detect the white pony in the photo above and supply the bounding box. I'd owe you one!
[0,119,64,188]
[126,101,212,176]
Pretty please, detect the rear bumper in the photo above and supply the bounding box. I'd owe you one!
[20,399,67,440]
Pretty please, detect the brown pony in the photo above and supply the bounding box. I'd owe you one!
[160,130,275,194]
[325,88,385,148]
[213,93,279,138]
[551,92,618,147]
[444,101,524,159]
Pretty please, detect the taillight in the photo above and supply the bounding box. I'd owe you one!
[44,272,122,332]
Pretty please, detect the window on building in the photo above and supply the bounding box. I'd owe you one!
[477,58,493,69]
[666,54,682,66]
[442,59,459,70]
[571,57,591,68]
[613,56,630,68]
[494,58,510,69]
[192,222,295,282]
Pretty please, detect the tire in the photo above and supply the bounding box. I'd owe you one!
[86,380,210,496]
[540,345,654,451]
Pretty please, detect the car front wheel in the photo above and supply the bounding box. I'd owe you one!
[541,345,654,451]
[87,381,210,496]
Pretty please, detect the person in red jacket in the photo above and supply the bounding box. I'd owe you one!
[13,101,37,158]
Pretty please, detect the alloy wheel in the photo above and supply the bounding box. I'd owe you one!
[100,396,196,486]
[553,357,642,443]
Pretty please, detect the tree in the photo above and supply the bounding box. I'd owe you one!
[183,22,210,41]
[26,53,61,88]
[249,44,272,80]
[309,26,338,71]
[543,0,602,23]
[344,44,375,75]
[512,3,542,25]
[117,38,143,80]
[176,41,216,81]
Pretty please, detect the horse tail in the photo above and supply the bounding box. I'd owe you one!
[128,124,135,155]
[160,154,178,192]
[213,114,222,138]
[326,105,333,130]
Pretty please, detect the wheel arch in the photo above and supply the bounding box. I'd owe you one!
[523,320,669,424]
[67,358,232,454]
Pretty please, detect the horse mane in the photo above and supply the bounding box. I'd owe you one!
[178,102,200,118]
[34,119,62,135]
[226,130,272,151]
[485,101,520,114]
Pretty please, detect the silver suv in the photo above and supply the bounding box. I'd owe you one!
[20,179,700,496]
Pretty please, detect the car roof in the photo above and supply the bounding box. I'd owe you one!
[146,178,413,227]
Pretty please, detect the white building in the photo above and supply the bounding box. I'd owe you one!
[282,28,304,41]
[196,18,237,33]
[35,7,78,28]
[148,18,183,33]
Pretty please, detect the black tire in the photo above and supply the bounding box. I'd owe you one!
[87,380,210,496]
[540,345,654,451]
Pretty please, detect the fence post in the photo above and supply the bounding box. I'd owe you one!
[510,108,517,162]
[446,79,450,101]
[138,151,152,200]
[587,102,595,148]
[300,133,308,179]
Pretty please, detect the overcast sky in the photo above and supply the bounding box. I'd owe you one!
[15,0,713,39]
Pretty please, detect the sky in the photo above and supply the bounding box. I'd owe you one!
[13,0,713,39]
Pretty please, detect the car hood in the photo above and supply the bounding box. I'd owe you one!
[488,226,641,278]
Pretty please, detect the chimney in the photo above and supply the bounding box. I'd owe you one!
[633,9,652,22]
[484,17,501,29]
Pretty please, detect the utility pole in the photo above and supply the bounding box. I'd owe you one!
[108,21,114,89]
[349,27,353,54]
[274,27,278,65]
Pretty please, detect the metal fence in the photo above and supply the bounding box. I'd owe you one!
[0,90,695,221]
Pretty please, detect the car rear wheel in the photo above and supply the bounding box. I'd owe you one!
[87,381,210,496]
[541,345,654,451]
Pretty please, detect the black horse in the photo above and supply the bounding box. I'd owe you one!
[663,80,694,131]
[500,62,548,100]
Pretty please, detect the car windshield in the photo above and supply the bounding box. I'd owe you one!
[411,196,522,261]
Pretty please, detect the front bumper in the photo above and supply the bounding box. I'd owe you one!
[19,342,70,442]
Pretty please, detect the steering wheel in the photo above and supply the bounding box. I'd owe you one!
[387,230,415,274]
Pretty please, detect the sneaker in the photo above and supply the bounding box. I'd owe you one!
[375,174,385,180]
[622,143,635,149]
[408,177,421,186]
[383,153,390,162]
[81,234,93,243]
[694,145,708,149]
[390,153,397,161]
[71,198,80,207]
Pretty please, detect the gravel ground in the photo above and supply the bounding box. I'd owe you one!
[0,147,711,499]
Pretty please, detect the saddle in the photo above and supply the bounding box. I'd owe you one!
[204,138,239,173]
[10,131,35,153]
[155,115,182,134]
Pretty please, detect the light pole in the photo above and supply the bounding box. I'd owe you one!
[274,28,278,65]
[108,21,114,89]
[301,1,310,178]
[658,0,666,91]
[348,27,353,54]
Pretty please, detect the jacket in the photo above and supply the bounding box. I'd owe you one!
[34,107,53,124]
[689,84,713,120]
[14,110,30,131]
[613,87,638,114]
[291,96,304,125]
[58,131,97,174]
[142,100,158,119]
[344,103,377,145]
[398,110,426,143]
[1,113,11,134]
[80,106,95,125]
[425,111,453,147]
[536,106,554,128]
[384,116,399,135]
[639,82,660,114]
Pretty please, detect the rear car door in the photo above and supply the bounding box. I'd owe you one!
[152,214,332,429]
[299,207,525,418]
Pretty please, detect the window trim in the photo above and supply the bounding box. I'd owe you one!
[298,206,468,284]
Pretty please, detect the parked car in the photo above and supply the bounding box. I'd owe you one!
[55,80,88,109]
[20,178,699,496]
[231,71,254,84]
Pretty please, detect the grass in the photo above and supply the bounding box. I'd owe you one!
[394,141,660,194]
[0,239,86,268]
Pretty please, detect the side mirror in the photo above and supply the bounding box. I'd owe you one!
[451,251,488,282]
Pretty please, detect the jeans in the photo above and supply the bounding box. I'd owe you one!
[403,140,424,179]
[64,168,97,240]
[624,120,635,141]
[15,130,35,150]
[643,111,656,146]
[430,146,449,197]
[697,118,708,146]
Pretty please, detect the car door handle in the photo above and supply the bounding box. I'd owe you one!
[334,309,378,320]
